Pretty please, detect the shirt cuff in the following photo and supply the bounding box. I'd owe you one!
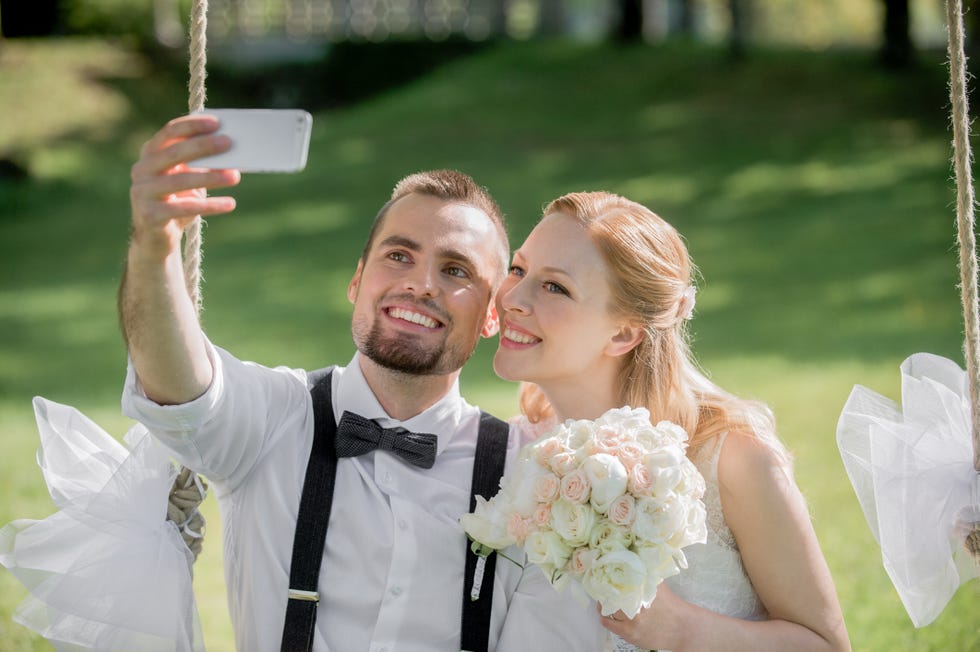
[120,338,224,437]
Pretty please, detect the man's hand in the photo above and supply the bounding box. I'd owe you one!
[121,114,242,405]
[129,114,241,260]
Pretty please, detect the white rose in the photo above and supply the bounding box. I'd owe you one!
[654,420,689,447]
[641,448,685,496]
[524,530,573,570]
[460,495,516,550]
[667,496,707,548]
[635,544,682,587]
[584,549,649,619]
[550,498,596,547]
[632,496,685,544]
[583,453,628,513]
[501,457,553,517]
[562,419,596,451]
[676,457,707,499]
[589,518,633,555]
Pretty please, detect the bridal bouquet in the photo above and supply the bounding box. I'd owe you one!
[461,406,707,619]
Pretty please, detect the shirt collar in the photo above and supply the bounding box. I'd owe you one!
[335,352,467,456]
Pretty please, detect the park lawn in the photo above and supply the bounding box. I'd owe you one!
[1,36,977,651]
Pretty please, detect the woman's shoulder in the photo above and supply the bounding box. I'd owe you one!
[716,428,796,502]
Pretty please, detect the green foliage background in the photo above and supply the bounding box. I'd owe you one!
[0,35,977,651]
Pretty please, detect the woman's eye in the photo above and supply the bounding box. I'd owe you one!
[509,265,525,277]
[544,281,569,296]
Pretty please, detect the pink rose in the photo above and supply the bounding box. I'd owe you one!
[629,462,653,496]
[533,472,561,503]
[549,451,578,476]
[607,494,637,527]
[507,513,534,545]
[568,546,600,576]
[560,468,592,504]
[533,437,566,468]
[614,441,646,472]
[532,502,552,527]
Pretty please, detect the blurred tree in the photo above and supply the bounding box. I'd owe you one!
[154,0,184,47]
[537,0,566,36]
[879,0,913,68]
[728,0,750,58]
[675,0,696,37]
[615,0,644,41]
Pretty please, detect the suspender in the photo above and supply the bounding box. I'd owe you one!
[280,368,510,652]
[460,412,509,652]
[281,368,339,652]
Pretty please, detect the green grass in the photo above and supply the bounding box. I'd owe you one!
[1,36,978,651]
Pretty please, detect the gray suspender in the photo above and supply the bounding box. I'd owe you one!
[280,368,509,652]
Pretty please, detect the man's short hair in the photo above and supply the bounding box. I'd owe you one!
[361,170,510,279]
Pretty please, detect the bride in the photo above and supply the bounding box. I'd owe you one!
[493,191,851,651]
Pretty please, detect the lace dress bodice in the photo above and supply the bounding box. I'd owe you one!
[663,432,767,621]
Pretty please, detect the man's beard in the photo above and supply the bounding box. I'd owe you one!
[354,317,470,376]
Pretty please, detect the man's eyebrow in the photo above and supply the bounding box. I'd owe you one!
[377,235,421,251]
[440,247,478,268]
[379,235,479,269]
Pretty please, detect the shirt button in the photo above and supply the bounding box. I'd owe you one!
[390,586,402,597]
[397,519,408,530]
[382,471,392,484]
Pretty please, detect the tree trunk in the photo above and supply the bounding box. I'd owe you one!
[616,0,644,42]
[728,0,749,59]
[674,0,696,37]
[879,0,913,69]
[537,0,565,36]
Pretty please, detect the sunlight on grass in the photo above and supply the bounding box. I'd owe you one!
[0,39,138,157]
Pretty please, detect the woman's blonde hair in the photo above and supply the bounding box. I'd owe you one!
[519,191,790,465]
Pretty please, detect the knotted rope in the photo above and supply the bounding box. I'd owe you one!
[165,0,210,562]
[945,0,980,563]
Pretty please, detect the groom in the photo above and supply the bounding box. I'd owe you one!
[118,114,606,651]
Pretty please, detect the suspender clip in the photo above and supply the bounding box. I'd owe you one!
[288,588,320,603]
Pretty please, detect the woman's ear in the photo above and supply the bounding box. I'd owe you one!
[481,304,500,338]
[347,260,364,304]
[605,322,644,357]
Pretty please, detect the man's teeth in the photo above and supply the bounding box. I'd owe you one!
[504,328,539,344]
[390,308,439,328]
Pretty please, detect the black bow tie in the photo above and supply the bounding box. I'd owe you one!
[334,411,438,469]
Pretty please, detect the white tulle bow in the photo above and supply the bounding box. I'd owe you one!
[0,397,204,651]
[837,353,979,627]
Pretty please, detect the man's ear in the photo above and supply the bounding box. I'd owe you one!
[605,322,644,357]
[481,303,500,338]
[347,260,364,304]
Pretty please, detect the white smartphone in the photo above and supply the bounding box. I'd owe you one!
[191,108,313,173]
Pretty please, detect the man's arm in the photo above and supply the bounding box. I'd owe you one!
[119,114,240,405]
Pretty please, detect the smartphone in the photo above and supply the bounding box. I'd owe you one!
[190,109,313,173]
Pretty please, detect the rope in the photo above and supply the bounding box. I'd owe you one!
[184,0,208,312]
[946,0,980,565]
[946,0,980,474]
[165,0,210,563]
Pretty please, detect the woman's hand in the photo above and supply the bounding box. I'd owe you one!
[598,583,691,651]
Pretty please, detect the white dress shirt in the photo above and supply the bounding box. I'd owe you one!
[122,341,606,652]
